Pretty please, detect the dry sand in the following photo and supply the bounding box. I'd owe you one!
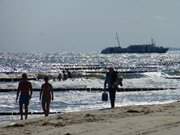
[1,102,180,135]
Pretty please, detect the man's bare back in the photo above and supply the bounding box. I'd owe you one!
[16,73,32,120]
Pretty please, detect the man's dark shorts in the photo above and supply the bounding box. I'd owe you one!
[19,95,30,106]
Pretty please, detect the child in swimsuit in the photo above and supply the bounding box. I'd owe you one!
[40,76,54,116]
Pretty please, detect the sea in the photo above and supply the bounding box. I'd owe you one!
[0,50,180,123]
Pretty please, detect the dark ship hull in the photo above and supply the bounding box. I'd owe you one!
[101,33,169,54]
[101,44,169,54]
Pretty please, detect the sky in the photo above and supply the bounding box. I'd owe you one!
[0,0,180,53]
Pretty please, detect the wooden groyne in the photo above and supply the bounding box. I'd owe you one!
[0,70,156,82]
[0,111,62,116]
[52,65,158,70]
[0,87,177,92]
[0,78,37,82]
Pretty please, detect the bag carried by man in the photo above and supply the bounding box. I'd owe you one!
[102,91,108,101]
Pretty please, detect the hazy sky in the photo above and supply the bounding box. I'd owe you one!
[0,0,179,53]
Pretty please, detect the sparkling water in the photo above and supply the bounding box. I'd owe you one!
[1,50,180,122]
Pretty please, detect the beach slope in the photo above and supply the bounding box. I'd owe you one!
[1,102,180,135]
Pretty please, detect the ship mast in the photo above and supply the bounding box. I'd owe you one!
[151,38,155,46]
[115,32,121,47]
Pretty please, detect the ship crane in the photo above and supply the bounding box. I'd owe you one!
[115,32,121,47]
[151,38,156,46]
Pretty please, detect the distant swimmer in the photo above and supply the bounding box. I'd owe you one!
[40,76,54,116]
[62,70,68,80]
[58,73,62,81]
[16,73,32,120]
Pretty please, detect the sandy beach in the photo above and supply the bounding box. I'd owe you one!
[1,102,180,135]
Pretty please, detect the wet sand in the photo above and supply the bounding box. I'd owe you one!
[1,102,180,135]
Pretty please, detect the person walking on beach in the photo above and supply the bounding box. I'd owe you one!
[40,76,54,116]
[16,73,32,120]
[104,67,118,108]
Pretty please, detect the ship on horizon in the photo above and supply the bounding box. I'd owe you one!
[101,33,169,54]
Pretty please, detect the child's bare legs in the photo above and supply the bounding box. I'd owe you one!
[45,102,50,116]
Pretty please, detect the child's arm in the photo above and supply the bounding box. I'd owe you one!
[51,84,54,100]
[16,82,21,102]
[40,85,43,100]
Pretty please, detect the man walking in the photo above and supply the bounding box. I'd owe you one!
[104,67,118,108]
[16,73,32,120]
